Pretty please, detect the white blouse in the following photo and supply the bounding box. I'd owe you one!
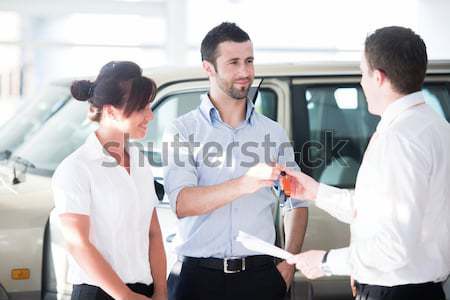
[52,132,158,285]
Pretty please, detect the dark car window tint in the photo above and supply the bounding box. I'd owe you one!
[304,85,379,188]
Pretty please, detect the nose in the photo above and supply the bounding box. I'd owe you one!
[239,64,252,78]
[242,63,255,80]
[145,107,154,122]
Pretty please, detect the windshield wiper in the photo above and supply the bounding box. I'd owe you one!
[0,150,12,161]
[11,156,36,185]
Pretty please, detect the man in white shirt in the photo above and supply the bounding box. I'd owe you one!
[285,26,449,300]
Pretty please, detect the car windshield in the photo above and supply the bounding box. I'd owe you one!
[12,99,97,176]
[0,83,70,155]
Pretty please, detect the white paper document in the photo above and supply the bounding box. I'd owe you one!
[236,231,294,260]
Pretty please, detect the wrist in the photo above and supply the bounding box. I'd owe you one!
[233,176,247,195]
[116,287,133,300]
[153,283,168,294]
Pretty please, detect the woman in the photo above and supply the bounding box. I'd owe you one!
[52,61,167,300]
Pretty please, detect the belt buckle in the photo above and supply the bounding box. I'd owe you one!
[223,257,246,274]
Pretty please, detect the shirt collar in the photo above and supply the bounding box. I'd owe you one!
[199,93,256,127]
[376,91,425,133]
[83,132,118,162]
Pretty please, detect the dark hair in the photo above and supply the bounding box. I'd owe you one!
[364,26,428,95]
[70,61,157,122]
[200,22,250,68]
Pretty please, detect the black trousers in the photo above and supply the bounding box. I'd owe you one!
[355,281,446,300]
[71,283,154,300]
[168,259,287,300]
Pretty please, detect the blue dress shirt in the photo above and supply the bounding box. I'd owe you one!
[163,93,307,258]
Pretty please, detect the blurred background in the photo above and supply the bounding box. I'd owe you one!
[1,0,449,125]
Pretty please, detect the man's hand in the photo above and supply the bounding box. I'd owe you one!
[282,168,319,201]
[276,260,295,290]
[286,250,326,279]
[238,164,280,195]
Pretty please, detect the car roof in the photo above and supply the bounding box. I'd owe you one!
[53,60,450,88]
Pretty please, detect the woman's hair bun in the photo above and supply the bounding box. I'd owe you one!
[71,80,94,101]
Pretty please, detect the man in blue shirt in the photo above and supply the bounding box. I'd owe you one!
[163,22,308,300]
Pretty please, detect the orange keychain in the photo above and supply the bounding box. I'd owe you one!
[280,171,292,197]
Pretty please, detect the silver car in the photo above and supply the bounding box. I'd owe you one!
[1,62,449,300]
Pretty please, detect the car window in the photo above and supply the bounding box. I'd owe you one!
[303,85,379,188]
[297,82,450,189]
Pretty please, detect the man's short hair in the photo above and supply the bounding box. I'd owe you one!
[365,26,428,95]
[200,22,250,68]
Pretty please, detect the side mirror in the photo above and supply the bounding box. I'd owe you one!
[154,178,165,201]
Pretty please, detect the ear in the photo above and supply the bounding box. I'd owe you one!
[202,60,216,77]
[103,105,117,120]
[374,69,387,87]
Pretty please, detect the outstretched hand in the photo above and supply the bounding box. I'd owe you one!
[240,163,281,194]
[280,167,319,201]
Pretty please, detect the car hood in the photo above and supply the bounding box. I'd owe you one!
[0,165,54,229]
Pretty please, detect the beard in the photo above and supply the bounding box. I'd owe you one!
[217,74,252,100]
[228,84,251,100]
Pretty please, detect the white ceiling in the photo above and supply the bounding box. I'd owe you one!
[0,0,168,17]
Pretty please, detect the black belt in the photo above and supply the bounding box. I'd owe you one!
[180,255,273,274]
[355,280,445,296]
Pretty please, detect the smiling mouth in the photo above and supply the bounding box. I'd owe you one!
[235,80,249,85]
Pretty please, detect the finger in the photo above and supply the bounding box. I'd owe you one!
[294,256,309,270]
[260,180,276,187]
[271,168,281,179]
[292,180,305,198]
[291,178,298,197]
[299,267,313,279]
[303,266,321,280]
[276,163,285,171]
[283,168,301,179]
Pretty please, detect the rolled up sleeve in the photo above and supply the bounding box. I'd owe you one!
[162,122,198,213]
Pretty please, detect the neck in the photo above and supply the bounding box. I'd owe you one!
[209,86,247,128]
[96,126,128,163]
[378,90,406,116]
